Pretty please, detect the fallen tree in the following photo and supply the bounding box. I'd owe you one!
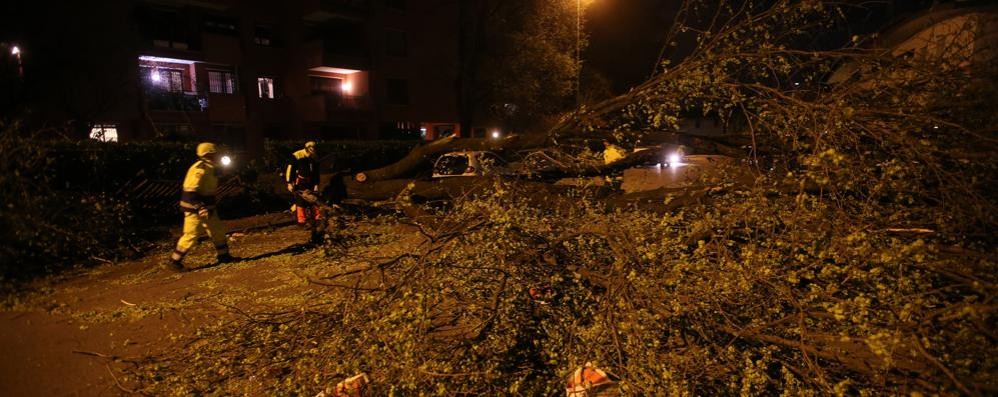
[125,1,997,394]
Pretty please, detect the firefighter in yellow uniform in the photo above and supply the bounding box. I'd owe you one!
[168,142,235,271]
[602,140,626,165]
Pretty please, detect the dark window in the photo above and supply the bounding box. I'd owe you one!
[433,124,455,136]
[310,20,367,56]
[254,25,278,46]
[204,15,238,35]
[386,78,408,105]
[310,76,342,94]
[386,30,408,57]
[208,70,237,94]
[386,0,406,12]
[136,6,193,49]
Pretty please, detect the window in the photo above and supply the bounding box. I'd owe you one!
[208,70,237,94]
[257,77,275,98]
[310,76,342,95]
[141,66,186,92]
[254,25,274,46]
[386,30,408,57]
[433,124,455,136]
[386,78,408,105]
[137,7,189,48]
[89,124,119,142]
[204,15,238,35]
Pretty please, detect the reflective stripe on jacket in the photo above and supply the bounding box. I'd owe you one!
[179,159,218,212]
[285,149,318,187]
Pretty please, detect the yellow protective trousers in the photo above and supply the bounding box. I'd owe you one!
[171,211,229,262]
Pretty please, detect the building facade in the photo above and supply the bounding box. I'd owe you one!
[6,0,467,154]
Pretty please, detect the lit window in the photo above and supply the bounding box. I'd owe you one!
[89,124,119,142]
[208,70,237,94]
[141,66,186,92]
[257,77,275,99]
[309,76,341,95]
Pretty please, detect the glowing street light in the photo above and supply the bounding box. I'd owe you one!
[10,44,23,77]
[491,130,501,139]
[220,155,232,167]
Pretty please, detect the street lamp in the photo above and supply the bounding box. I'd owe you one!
[9,44,23,77]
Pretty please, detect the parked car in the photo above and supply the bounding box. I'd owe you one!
[432,151,509,178]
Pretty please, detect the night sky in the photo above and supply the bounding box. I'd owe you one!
[582,0,944,94]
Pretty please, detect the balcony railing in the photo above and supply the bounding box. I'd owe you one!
[145,91,208,112]
[326,94,370,111]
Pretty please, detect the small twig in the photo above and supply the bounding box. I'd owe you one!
[106,363,143,395]
[73,350,116,359]
[913,335,979,397]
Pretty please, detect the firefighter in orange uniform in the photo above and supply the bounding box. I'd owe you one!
[167,142,235,271]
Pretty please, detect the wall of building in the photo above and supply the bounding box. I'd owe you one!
[4,0,462,156]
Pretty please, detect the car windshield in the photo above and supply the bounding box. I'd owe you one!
[434,155,470,176]
[478,152,504,173]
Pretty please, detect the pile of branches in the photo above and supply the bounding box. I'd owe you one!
[125,0,996,394]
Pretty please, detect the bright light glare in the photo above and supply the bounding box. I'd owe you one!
[341,81,353,93]
[668,153,682,164]
[10,46,20,55]
[221,155,232,167]
[491,130,501,139]
[150,71,161,82]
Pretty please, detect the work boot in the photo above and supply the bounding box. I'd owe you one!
[166,259,185,272]
[217,253,238,264]
[310,231,324,245]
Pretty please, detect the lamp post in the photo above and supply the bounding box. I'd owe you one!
[10,44,23,77]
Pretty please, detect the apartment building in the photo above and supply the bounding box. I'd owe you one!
[5,0,466,154]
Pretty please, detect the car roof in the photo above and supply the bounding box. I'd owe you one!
[439,150,499,156]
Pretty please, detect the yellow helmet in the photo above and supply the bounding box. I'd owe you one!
[305,141,317,149]
[196,142,217,157]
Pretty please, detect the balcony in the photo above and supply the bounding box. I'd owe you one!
[328,94,370,111]
[145,91,208,112]
[303,0,371,22]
